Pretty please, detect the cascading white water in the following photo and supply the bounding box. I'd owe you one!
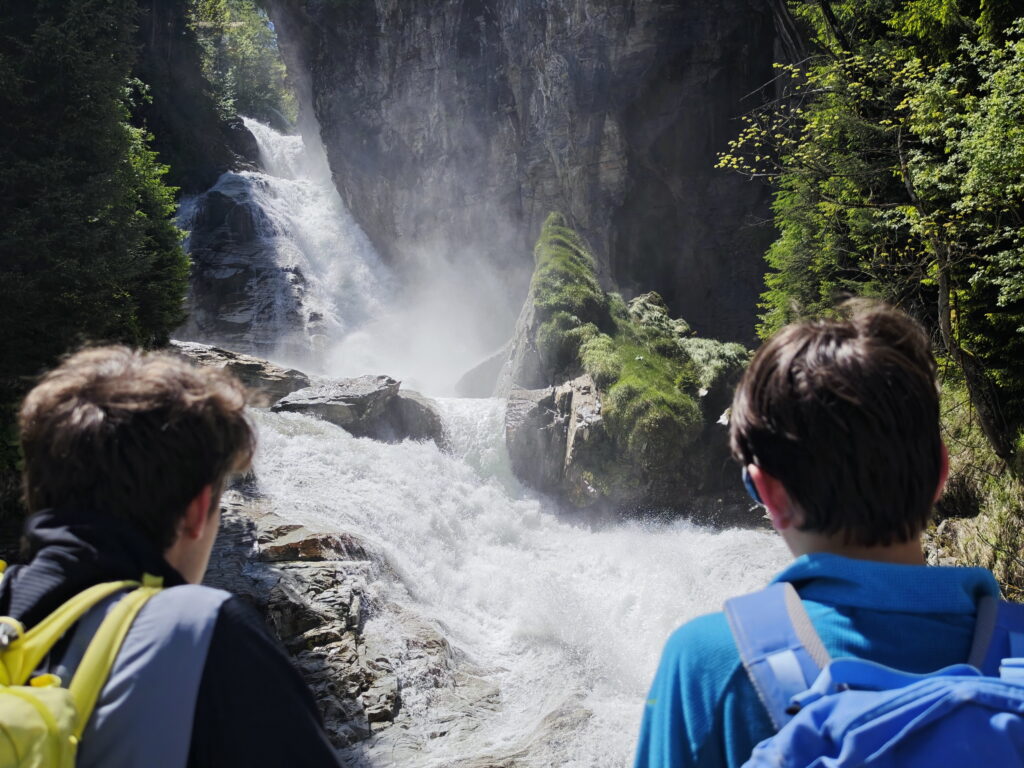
[189,120,791,766]
[252,404,787,767]
[178,119,392,368]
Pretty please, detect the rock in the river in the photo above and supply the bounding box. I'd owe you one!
[272,376,400,431]
[506,374,619,508]
[206,486,398,746]
[272,376,448,449]
[386,390,448,450]
[454,343,511,398]
[169,340,310,407]
[493,295,548,398]
[505,386,568,494]
[175,173,314,362]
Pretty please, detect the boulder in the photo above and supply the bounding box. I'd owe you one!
[505,387,567,493]
[272,376,400,433]
[169,340,310,407]
[386,391,448,450]
[272,376,448,449]
[454,343,511,398]
[205,487,395,746]
[175,173,313,362]
[493,296,547,398]
[559,376,608,507]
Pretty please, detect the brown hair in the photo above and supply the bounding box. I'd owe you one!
[730,301,941,546]
[19,346,255,550]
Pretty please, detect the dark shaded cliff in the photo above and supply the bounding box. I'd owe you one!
[134,0,257,193]
[266,0,777,343]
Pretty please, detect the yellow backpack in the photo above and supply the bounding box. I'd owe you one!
[0,565,161,767]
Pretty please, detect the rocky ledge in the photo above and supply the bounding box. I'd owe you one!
[205,486,400,745]
[170,340,447,450]
[169,340,310,407]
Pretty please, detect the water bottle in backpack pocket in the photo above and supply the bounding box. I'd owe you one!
[726,582,1024,767]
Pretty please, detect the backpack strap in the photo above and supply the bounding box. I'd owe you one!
[968,596,1024,675]
[0,579,142,686]
[724,582,831,729]
[68,575,162,739]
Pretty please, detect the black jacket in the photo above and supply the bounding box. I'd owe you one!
[0,507,343,768]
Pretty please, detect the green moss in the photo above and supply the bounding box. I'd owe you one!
[676,338,751,391]
[604,344,703,465]
[528,213,749,502]
[579,333,622,389]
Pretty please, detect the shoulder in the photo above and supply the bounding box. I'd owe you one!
[637,611,761,768]
[660,611,742,684]
[657,611,746,723]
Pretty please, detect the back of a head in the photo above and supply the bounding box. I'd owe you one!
[730,301,941,546]
[19,346,255,551]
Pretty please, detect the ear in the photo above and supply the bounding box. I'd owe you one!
[748,464,801,531]
[180,485,214,541]
[933,441,950,504]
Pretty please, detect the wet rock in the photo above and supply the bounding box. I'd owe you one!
[353,389,449,449]
[168,340,310,407]
[505,375,610,506]
[259,530,371,563]
[362,677,401,725]
[205,487,401,746]
[493,296,547,398]
[454,343,511,398]
[559,376,608,507]
[175,173,313,362]
[505,386,567,493]
[272,376,449,449]
[272,375,400,431]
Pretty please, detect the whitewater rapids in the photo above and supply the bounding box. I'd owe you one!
[187,118,790,766]
[251,399,787,767]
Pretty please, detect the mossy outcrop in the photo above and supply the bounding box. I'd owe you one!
[504,214,750,513]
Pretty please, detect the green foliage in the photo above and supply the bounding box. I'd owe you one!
[190,0,296,125]
[529,214,749,495]
[603,344,703,470]
[720,0,1024,583]
[579,333,622,389]
[932,368,1024,598]
[0,0,189,483]
[532,213,610,374]
[720,0,1024,462]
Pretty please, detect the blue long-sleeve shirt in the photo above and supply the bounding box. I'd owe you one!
[633,553,1001,768]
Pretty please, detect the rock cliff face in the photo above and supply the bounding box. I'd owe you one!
[267,0,777,342]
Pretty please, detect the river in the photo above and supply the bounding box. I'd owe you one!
[185,118,789,767]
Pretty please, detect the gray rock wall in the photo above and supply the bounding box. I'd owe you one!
[266,0,777,343]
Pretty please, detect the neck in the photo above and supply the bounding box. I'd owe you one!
[783,530,926,565]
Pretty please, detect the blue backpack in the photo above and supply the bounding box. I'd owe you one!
[725,583,1024,767]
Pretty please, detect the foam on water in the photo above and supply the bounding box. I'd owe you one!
[186,116,791,766]
[251,405,788,766]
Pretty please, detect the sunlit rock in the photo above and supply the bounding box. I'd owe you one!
[169,340,309,407]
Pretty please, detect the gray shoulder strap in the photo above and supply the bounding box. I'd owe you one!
[724,582,830,729]
[72,585,231,768]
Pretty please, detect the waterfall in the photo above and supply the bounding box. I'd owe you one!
[178,118,391,369]
[185,120,790,766]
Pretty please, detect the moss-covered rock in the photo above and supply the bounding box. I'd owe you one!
[505,213,752,513]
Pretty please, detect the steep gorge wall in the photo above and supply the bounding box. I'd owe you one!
[267,0,778,343]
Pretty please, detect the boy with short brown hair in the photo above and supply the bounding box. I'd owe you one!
[6,346,341,767]
[635,302,1000,768]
